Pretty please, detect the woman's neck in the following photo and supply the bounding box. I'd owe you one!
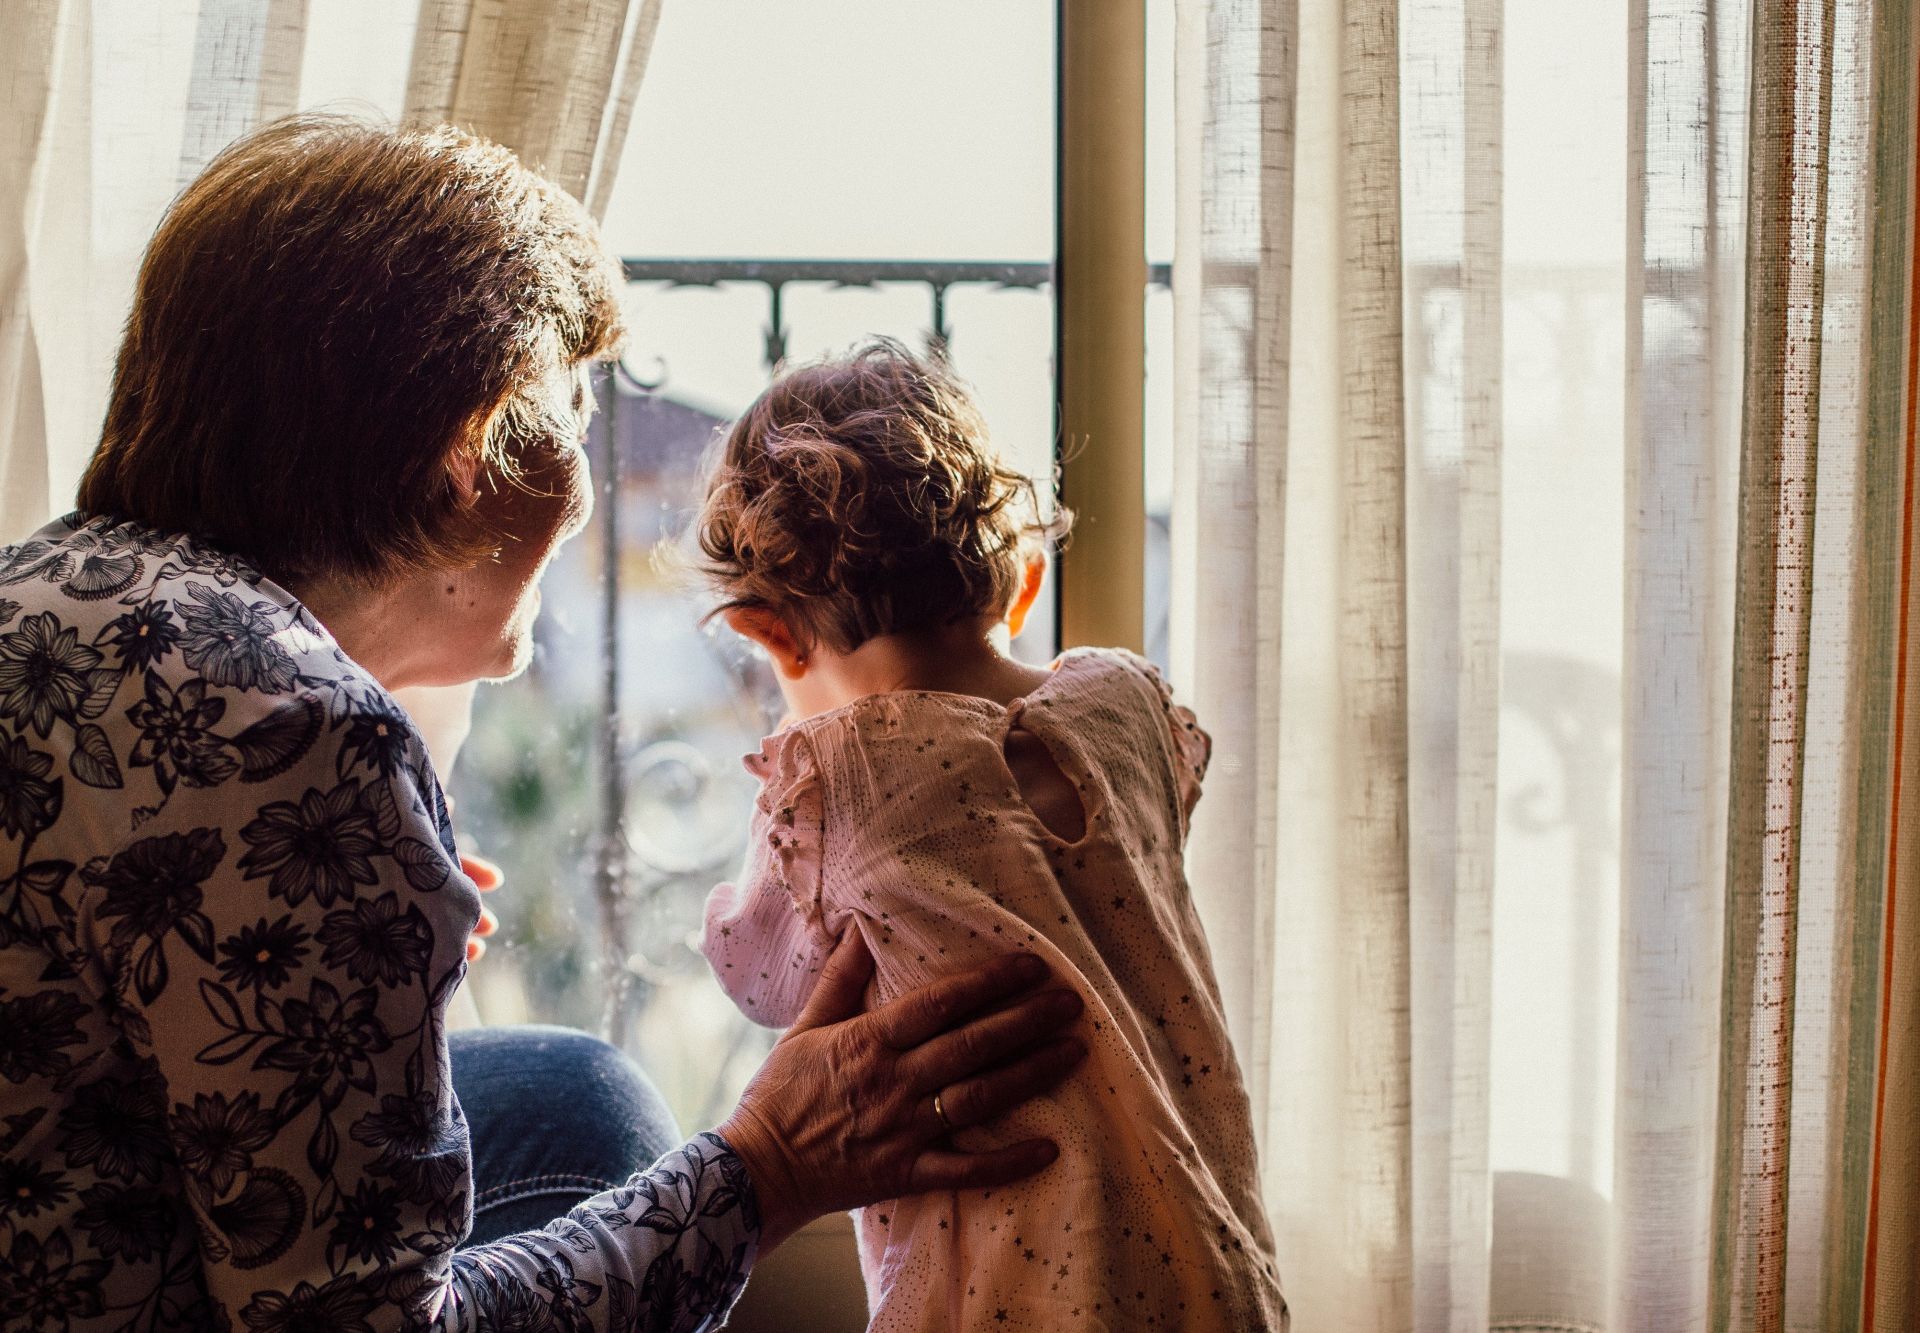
[290,571,450,691]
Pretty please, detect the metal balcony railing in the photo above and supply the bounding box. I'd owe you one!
[618,257,1173,369]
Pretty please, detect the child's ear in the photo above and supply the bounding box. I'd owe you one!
[724,607,810,679]
[1005,555,1048,639]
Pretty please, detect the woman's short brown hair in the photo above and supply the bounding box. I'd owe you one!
[77,114,623,586]
[695,340,1070,655]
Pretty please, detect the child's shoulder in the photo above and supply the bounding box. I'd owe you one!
[1053,644,1160,681]
[1045,645,1181,711]
[742,690,1002,785]
[1040,649,1209,805]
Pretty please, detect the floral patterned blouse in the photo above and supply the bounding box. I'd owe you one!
[0,515,759,1332]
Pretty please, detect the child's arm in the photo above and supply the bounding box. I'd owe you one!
[701,730,834,1027]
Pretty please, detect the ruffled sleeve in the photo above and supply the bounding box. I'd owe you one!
[1133,656,1213,828]
[700,728,832,1028]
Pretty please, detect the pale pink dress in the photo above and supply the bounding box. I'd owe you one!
[701,647,1286,1331]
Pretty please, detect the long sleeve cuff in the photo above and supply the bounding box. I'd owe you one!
[433,1132,761,1332]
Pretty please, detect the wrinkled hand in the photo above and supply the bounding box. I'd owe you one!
[461,853,501,961]
[719,932,1086,1252]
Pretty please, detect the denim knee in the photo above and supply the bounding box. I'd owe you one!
[451,1024,683,1245]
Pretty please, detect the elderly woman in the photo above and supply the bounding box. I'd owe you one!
[0,117,1085,1331]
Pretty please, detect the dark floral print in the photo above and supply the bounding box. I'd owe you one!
[328,1179,406,1268]
[349,1088,443,1159]
[256,980,393,1110]
[217,915,312,990]
[179,582,299,693]
[466,1275,555,1333]
[0,538,74,589]
[0,1158,71,1220]
[89,826,225,940]
[209,1166,305,1270]
[238,778,382,908]
[239,1272,379,1333]
[87,826,225,1003]
[0,734,60,839]
[169,1090,276,1194]
[0,1228,111,1328]
[0,612,103,739]
[126,673,239,791]
[339,703,413,778]
[72,1181,175,1262]
[0,517,761,1332]
[0,989,90,1084]
[318,893,433,986]
[535,1253,605,1328]
[103,601,181,671]
[349,1088,467,1204]
[61,549,143,602]
[55,1069,170,1184]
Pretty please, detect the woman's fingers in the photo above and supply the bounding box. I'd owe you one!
[790,931,875,1031]
[900,987,1083,1092]
[460,856,499,965]
[867,951,1051,1052]
[922,1036,1087,1135]
[460,853,503,892]
[906,1140,1060,1194]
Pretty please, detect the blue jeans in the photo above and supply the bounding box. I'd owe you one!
[449,1024,683,1246]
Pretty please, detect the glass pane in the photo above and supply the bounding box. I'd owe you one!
[449,0,1058,1134]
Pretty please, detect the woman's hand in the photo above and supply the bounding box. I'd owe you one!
[718,932,1086,1252]
[460,853,501,961]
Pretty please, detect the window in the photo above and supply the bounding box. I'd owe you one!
[447,1,1059,1131]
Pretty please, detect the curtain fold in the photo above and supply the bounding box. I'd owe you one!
[1175,0,1916,1328]
[1172,0,1294,1157]
[1401,1,1500,1327]
[0,0,660,546]
[1333,4,1416,1321]
[178,0,308,183]
[1616,0,1744,1326]
[1708,0,1835,1316]
[404,0,661,208]
[1864,6,1920,1324]
[0,2,64,542]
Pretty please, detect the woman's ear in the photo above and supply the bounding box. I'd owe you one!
[1005,555,1048,639]
[724,606,809,679]
[446,442,483,505]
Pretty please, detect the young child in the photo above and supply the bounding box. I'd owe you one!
[697,341,1286,1331]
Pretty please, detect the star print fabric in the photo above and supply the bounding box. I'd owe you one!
[701,647,1287,1330]
[0,515,758,1332]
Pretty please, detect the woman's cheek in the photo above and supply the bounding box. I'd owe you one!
[558,446,594,544]
[511,446,593,556]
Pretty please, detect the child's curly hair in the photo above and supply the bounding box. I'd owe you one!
[696,339,1071,655]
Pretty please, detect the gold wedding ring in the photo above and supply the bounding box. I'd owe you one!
[933,1090,954,1132]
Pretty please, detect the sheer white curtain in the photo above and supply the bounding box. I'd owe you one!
[0,0,660,545]
[1173,0,1914,1329]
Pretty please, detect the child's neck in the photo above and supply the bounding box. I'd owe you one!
[805,620,1053,713]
